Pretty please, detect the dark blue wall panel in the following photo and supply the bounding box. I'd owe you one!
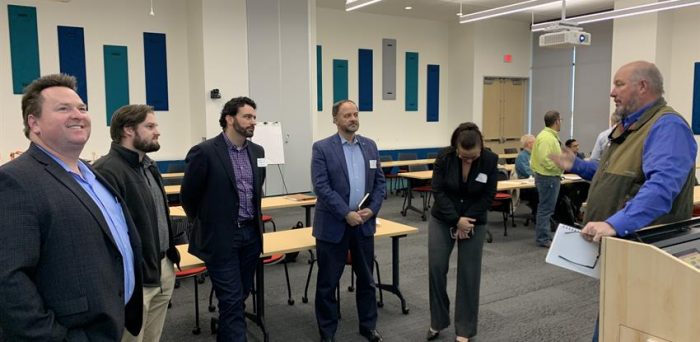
[317,45,323,111]
[358,49,373,111]
[333,59,348,103]
[58,26,88,104]
[693,62,700,134]
[104,45,130,125]
[427,64,440,122]
[405,52,418,111]
[144,32,169,111]
[8,5,40,94]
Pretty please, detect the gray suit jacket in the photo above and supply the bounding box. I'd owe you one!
[0,143,143,341]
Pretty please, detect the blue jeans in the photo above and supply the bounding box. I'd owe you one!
[534,174,560,245]
[206,222,261,342]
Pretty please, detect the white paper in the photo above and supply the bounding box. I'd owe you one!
[369,160,377,169]
[545,224,601,279]
[475,173,487,183]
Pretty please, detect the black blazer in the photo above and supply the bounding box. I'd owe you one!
[430,146,499,226]
[180,133,266,263]
[0,143,143,341]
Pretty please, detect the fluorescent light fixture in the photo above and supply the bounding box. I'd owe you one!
[345,0,383,11]
[459,0,561,24]
[405,6,413,10]
[531,0,700,31]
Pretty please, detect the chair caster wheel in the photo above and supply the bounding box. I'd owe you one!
[288,299,295,305]
[377,302,384,308]
[402,307,410,314]
[302,297,308,303]
[192,327,201,335]
[208,305,216,312]
[347,286,354,292]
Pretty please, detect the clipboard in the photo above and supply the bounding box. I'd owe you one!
[545,224,601,279]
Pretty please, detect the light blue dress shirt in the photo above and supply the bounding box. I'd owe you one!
[570,102,697,236]
[37,146,135,303]
[340,134,366,210]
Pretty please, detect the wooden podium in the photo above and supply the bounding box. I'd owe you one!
[600,237,700,341]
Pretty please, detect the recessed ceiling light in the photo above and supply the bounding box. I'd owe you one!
[405,6,412,10]
[456,12,462,16]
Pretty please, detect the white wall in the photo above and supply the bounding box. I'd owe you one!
[0,0,193,162]
[315,8,451,150]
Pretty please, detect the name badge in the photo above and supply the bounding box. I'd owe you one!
[369,160,377,169]
[257,158,268,167]
[475,173,488,183]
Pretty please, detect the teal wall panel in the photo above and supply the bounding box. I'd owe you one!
[317,45,323,111]
[405,52,418,111]
[8,5,40,94]
[103,45,130,125]
[333,59,348,103]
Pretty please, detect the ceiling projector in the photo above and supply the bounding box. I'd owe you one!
[538,21,591,48]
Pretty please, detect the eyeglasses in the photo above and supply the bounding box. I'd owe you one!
[557,233,601,269]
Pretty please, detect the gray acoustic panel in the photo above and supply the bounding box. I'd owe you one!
[382,38,396,100]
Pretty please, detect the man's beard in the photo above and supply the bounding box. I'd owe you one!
[615,97,641,119]
[234,121,254,138]
[134,134,160,153]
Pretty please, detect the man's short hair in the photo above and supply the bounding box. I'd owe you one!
[565,139,577,148]
[110,104,154,143]
[544,110,560,127]
[219,97,256,129]
[630,61,664,96]
[331,99,356,118]
[21,74,78,138]
[520,134,535,148]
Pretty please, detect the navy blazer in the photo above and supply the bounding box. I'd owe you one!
[180,133,266,263]
[0,143,143,341]
[311,134,386,243]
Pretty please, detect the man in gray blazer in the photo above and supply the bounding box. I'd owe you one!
[312,100,386,342]
[0,74,143,341]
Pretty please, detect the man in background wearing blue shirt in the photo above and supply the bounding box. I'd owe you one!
[550,61,696,342]
[311,100,386,342]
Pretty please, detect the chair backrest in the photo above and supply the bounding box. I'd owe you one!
[379,155,393,174]
[426,152,438,159]
[496,169,509,182]
[503,148,518,164]
[167,163,185,173]
[397,152,417,172]
[408,164,429,172]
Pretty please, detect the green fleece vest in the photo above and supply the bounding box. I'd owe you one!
[584,98,695,228]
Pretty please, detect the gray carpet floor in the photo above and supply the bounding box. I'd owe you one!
[161,192,599,342]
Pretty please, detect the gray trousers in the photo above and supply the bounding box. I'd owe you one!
[428,217,486,338]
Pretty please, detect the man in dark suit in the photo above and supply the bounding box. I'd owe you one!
[180,96,265,342]
[0,74,143,340]
[312,100,386,342]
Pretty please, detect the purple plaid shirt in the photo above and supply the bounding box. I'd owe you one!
[222,133,255,221]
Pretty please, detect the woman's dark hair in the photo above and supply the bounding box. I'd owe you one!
[450,122,484,151]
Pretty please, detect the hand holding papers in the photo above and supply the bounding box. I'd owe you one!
[546,224,601,279]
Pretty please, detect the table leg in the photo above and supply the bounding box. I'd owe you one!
[245,260,269,341]
[400,179,423,218]
[375,235,409,314]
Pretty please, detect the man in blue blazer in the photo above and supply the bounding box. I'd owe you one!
[181,97,265,342]
[312,100,386,342]
[0,74,143,340]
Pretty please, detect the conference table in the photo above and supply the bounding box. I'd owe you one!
[381,158,435,168]
[398,170,583,220]
[170,194,317,226]
[176,219,418,342]
[161,172,184,179]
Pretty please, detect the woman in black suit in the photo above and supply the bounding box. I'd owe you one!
[426,123,498,342]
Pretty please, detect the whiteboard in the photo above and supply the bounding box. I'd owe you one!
[252,121,285,165]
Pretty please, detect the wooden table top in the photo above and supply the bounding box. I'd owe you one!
[398,170,583,191]
[161,172,184,179]
[381,158,435,168]
[169,194,318,217]
[176,218,418,268]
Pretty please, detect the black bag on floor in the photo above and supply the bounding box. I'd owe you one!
[550,194,577,231]
[285,221,305,262]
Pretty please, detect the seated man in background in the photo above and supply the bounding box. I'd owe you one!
[515,134,537,222]
[564,139,586,159]
[590,113,621,162]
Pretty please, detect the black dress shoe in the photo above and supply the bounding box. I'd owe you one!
[360,329,383,342]
[426,329,440,340]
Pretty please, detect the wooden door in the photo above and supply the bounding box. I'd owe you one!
[482,77,528,153]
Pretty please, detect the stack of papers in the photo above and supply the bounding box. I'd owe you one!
[545,224,601,279]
